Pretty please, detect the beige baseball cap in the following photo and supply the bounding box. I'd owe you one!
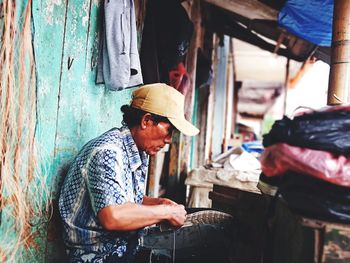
[131,83,199,136]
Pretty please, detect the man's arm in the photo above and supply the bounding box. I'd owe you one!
[142,195,177,205]
[98,202,186,231]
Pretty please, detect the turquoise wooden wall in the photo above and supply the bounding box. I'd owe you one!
[32,0,135,261]
[33,0,135,196]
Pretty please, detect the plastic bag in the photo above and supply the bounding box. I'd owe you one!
[263,108,350,154]
[242,141,264,154]
[260,143,350,188]
[278,0,333,46]
[279,172,350,223]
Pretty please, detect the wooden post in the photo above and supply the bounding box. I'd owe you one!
[183,0,203,164]
[205,34,219,161]
[327,0,350,105]
[167,0,202,203]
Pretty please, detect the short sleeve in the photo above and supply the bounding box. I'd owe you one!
[86,148,126,215]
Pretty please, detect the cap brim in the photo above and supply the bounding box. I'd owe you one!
[168,116,199,136]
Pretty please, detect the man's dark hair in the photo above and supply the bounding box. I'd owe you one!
[120,105,170,128]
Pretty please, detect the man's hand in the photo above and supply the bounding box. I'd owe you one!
[142,196,186,226]
[166,204,187,227]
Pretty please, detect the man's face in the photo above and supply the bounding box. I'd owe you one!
[140,121,174,156]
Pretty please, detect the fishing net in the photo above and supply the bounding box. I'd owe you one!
[0,1,50,261]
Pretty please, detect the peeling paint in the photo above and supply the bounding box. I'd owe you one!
[93,0,102,7]
[81,74,87,84]
[70,8,78,35]
[82,1,90,27]
[44,0,63,25]
[71,38,86,55]
[38,77,50,97]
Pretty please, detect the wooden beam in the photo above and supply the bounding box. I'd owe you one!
[204,0,278,21]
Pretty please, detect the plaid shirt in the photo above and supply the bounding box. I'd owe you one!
[59,125,149,262]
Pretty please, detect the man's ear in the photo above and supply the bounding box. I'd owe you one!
[140,113,153,129]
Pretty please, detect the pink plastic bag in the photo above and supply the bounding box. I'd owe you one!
[293,103,350,117]
[260,143,350,187]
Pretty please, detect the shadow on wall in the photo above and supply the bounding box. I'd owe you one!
[45,162,72,262]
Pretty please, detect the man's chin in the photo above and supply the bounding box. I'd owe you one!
[146,150,158,156]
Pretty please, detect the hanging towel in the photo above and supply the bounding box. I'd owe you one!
[96,0,143,91]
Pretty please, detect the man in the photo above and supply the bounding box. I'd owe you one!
[59,83,199,262]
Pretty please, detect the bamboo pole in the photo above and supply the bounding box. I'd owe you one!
[327,0,350,105]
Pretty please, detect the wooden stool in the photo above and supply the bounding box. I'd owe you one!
[300,217,350,262]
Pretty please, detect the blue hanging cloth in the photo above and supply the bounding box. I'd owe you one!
[278,0,333,47]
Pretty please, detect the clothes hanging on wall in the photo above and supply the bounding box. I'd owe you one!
[140,0,193,84]
[96,0,143,91]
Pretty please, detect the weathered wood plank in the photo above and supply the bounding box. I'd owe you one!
[211,35,229,158]
[33,0,68,186]
[54,0,134,171]
[204,0,278,20]
[183,0,203,171]
[205,34,219,161]
[54,0,92,163]
[31,0,69,261]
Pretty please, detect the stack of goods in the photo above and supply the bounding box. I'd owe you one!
[258,105,350,223]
